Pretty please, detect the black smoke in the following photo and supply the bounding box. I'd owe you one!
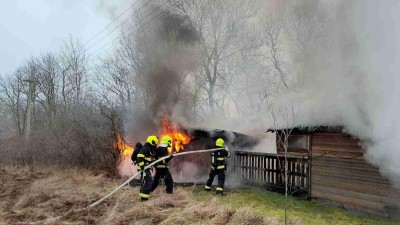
[127,5,199,138]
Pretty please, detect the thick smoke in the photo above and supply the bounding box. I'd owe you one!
[119,2,200,176]
[143,10,198,120]
[121,0,400,189]
[126,3,199,140]
[354,0,400,188]
[264,0,400,188]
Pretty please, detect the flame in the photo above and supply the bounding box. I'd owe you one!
[113,118,190,157]
[114,133,134,159]
[160,117,190,153]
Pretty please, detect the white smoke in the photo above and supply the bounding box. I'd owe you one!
[118,159,137,177]
[189,0,400,187]
[354,0,400,187]
[262,0,400,187]
[114,0,400,188]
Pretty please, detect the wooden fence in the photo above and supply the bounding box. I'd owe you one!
[230,151,311,197]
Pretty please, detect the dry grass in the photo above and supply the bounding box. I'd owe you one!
[0,167,279,225]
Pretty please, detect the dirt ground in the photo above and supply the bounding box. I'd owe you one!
[0,167,279,225]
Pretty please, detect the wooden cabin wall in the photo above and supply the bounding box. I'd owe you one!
[311,132,400,216]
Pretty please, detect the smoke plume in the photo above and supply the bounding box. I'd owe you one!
[126,3,199,139]
[122,0,400,189]
[264,0,400,188]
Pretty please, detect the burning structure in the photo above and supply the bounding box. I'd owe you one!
[112,0,400,218]
[115,117,190,155]
[115,117,260,182]
[231,126,400,217]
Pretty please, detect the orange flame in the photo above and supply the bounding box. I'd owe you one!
[114,133,134,159]
[113,118,190,157]
[160,117,190,153]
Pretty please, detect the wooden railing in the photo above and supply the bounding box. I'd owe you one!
[230,151,311,197]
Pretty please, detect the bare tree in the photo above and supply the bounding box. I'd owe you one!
[59,36,88,108]
[172,0,259,116]
[0,71,28,136]
[269,103,296,225]
[262,12,290,90]
[95,55,138,115]
[35,52,60,122]
[284,0,330,86]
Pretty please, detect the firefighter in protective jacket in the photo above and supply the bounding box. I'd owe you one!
[137,135,158,201]
[151,135,174,194]
[129,142,142,187]
[131,142,143,165]
[205,138,230,195]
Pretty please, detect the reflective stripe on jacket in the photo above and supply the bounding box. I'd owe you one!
[154,144,172,169]
[211,147,230,170]
[136,142,155,170]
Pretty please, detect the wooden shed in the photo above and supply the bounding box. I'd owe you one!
[231,126,400,216]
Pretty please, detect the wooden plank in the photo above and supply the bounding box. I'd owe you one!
[269,159,276,183]
[311,172,392,188]
[312,152,364,160]
[256,156,259,181]
[312,133,360,141]
[241,155,244,179]
[313,138,361,146]
[251,156,255,180]
[312,145,364,154]
[312,190,386,215]
[243,155,246,179]
[249,156,252,180]
[312,166,388,183]
[254,156,257,180]
[262,156,266,182]
[312,159,380,171]
[312,132,353,137]
[312,178,392,197]
[259,156,262,182]
[312,171,389,186]
[312,162,385,176]
[313,185,385,204]
[291,161,295,186]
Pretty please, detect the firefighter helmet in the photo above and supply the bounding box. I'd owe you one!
[147,135,159,146]
[216,138,225,147]
[161,135,173,147]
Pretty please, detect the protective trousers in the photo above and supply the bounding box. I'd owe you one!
[205,168,226,191]
[151,168,173,194]
[139,169,153,200]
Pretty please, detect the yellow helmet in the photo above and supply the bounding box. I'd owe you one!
[147,135,159,146]
[161,135,173,147]
[216,138,224,147]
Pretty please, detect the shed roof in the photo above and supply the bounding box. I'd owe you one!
[267,126,344,134]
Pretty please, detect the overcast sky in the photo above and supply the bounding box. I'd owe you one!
[0,0,127,74]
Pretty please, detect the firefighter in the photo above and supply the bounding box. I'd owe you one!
[131,142,143,165]
[129,142,142,187]
[151,135,174,194]
[137,135,158,201]
[205,138,230,196]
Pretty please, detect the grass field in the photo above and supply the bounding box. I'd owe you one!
[193,187,400,225]
[0,167,399,225]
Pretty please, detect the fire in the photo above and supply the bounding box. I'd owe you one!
[114,133,134,159]
[113,118,190,157]
[160,118,190,153]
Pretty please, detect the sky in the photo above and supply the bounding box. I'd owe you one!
[0,0,126,74]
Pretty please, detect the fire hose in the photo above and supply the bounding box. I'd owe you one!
[26,148,224,225]
[89,147,223,208]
